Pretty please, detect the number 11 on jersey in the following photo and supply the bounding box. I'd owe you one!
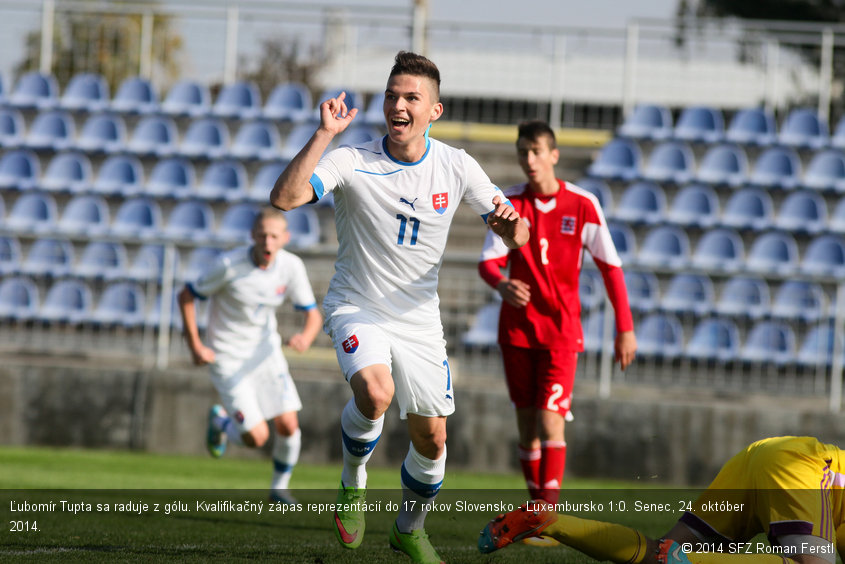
[396,214,420,246]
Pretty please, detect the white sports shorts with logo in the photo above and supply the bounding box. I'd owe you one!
[209,347,302,433]
[326,311,455,420]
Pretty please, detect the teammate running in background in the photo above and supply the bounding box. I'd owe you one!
[478,120,637,505]
[271,51,528,563]
[178,206,322,505]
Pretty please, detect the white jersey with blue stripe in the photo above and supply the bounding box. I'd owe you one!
[311,136,505,327]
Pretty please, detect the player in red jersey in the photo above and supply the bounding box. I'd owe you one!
[478,120,637,505]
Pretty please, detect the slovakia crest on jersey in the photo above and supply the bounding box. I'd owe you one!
[432,193,449,215]
[342,335,359,354]
[561,216,577,235]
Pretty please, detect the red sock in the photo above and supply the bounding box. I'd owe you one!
[518,445,541,499]
[539,440,567,504]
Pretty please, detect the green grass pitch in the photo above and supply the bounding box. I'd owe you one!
[0,446,685,563]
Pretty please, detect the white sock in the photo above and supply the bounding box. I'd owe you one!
[396,442,446,533]
[271,429,301,491]
[339,399,383,489]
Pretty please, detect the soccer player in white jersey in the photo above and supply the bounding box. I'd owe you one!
[270,51,529,563]
[177,206,322,505]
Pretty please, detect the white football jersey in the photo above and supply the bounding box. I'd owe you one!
[188,246,317,363]
[311,136,505,325]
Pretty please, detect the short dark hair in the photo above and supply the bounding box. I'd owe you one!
[517,120,557,149]
[389,51,441,100]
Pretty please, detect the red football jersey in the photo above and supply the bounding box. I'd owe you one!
[479,179,633,351]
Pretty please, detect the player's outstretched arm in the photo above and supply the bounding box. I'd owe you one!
[488,196,529,249]
[177,286,215,366]
[270,92,358,211]
[286,307,323,353]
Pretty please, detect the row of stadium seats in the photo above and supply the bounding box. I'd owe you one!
[619,104,843,150]
[602,222,845,278]
[0,150,294,203]
[579,178,845,235]
[0,71,385,124]
[0,193,320,249]
[0,110,383,161]
[588,138,845,192]
[463,303,840,367]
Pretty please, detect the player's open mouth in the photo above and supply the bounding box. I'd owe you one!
[390,117,410,129]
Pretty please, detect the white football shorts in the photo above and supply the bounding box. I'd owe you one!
[209,347,302,432]
[326,311,455,420]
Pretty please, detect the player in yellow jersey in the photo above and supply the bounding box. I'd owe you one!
[479,436,845,564]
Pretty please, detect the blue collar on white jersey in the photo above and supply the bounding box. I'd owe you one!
[382,126,432,166]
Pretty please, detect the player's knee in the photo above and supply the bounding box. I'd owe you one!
[274,414,299,436]
[243,424,270,448]
[355,382,393,417]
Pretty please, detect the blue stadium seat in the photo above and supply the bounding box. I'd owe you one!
[774,190,827,234]
[613,181,665,225]
[110,197,162,239]
[337,125,383,147]
[0,107,25,148]
[771,280,827,323]
[0,275,39,320]
[740,320,796,365]
[164,200,215,242]
[673,106,724,144]
[127,115,179,157]
[607,222,637,264]
[59,73,110,113]
[6,191,58,233]
[24,110,76,151]
[285,205,321,249]
[127,244,170,282]
[685,318,740,363]
[93,154,144,196]
[721,187,774,231]
[216,202,259,244]
[573,177,613,215]
[196,159,248,201]
[637,225,690,269]
[635,313,684,358]
[641,140,695,184]
[248,161,287,202]
[797,323,841,367]
[161,79,212,118]
[75,113,127,154]
[748,146,802,190]
[0,236,21,274]
[263,82,312,122]
[660,273,714,316]
[179,117,230,160]
[725,107,777,146]
[179,246,223,283]
[362,92,386,127]
[829,198,845,234]
[0,149,41,190]
[145,157,196,199]
[801,234,845,278]
[623,270,659,312]
[745,231,799,275]
[21,237,74,277]
[690,227,744,272]
[578,269,604,311]
[91,281,146,327]
[57,194,110,236]
[75,241,129,281]
[280,123,320,161]
[212,80,262,120]
[695,143,748,187]
[39,151,93,193]
[666,183,719,228]
[617,103,673,141]
[714,276,770,319]
[586,138,642,181]
[831,115,845,150]
[8,71,59,110]
[110,76,158,114]
[230,120,283,161]
[802,149,845,193]
[582,309,607,353]
[39,278,93,324]
[778,107,829,150]
[461,302,500,348]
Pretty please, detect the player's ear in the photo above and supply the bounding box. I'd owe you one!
[551,147,560,165]
[430,101,443,123]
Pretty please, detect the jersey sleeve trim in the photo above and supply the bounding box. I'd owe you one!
[481,195,512,223]
[185,282,207,301]
[309,173,325,200]
[294,302,318,311]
